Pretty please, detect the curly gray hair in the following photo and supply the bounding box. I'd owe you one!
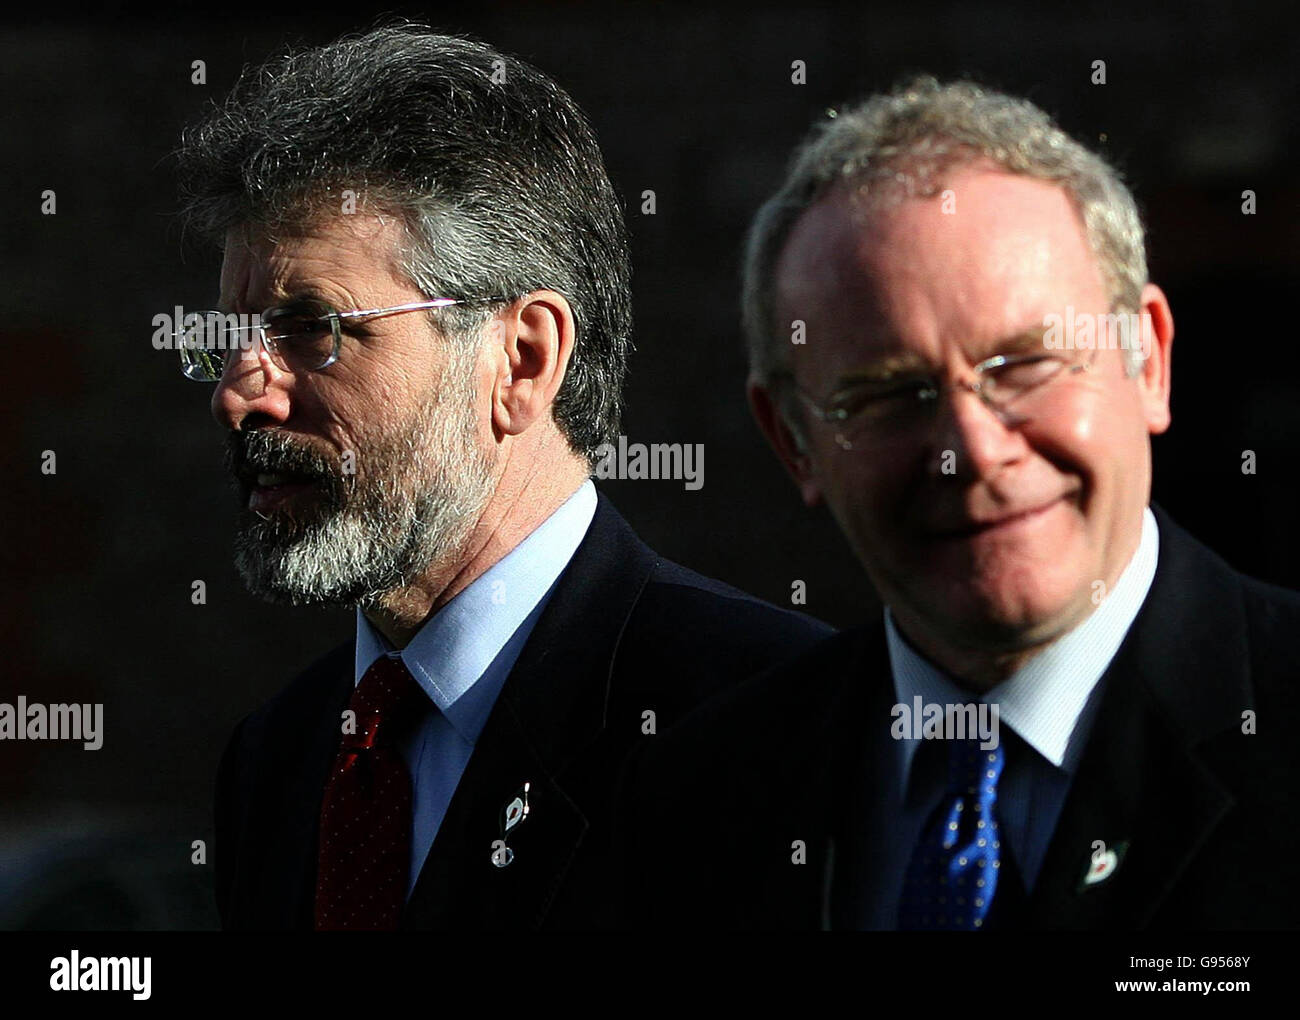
[178,23,632,463]
[742,76,1149,418]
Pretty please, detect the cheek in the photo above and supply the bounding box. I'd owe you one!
[357,367,409,408]
[284,380,348,444]
[1021,385,1117,489]
[475,368,497,427]
[1061,380,1147,478]
[818,443,914,534]
[1025,384,1150,561]
[304,380,392,462]
[342,338,433,396]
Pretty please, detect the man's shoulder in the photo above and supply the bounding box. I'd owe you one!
[586,491,831,635]
[611,551,834,707]
[1237,570,1300,642]
[572,493,834,709]
[637,553,833,651]
[1233,571,1300,720]
[1151,504,1300,677]
[695,620,867,723]
[632,624,875,785]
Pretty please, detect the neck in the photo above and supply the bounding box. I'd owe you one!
[890,619,1057,694]
[363,440,590,648]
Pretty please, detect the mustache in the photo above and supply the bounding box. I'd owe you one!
[224,430,336,482]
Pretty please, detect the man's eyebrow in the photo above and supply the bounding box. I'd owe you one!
[218,288,336,314]
[828,326,1055,388]
[834,353,933,385]
[985,329,1047,358]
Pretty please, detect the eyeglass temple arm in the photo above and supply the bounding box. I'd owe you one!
[334,296,513,322]
[777,376,843,423]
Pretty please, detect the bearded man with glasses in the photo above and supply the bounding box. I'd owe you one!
[176,24,831,932]
[622,78,1300,932]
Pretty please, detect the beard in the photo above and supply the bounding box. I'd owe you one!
[223,361,496,608]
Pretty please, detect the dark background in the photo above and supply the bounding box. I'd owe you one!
[1,0,1296,928]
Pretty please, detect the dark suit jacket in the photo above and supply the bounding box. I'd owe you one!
[213,492,832,929]
[621,504,1300,929]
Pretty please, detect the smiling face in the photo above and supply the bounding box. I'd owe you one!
[767,165,1173,672]
[212,214,498,607]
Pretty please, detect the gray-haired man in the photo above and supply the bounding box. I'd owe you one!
[180,24,831,930]
[623,78,1300,930]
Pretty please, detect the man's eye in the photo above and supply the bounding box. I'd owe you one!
[265,311,331,340]
[281,318,328,336]
[832,380,932,415]
[990,356,1062,389]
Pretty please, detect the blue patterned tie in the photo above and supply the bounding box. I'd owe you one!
[898,738,1005,930]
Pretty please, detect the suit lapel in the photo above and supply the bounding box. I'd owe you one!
[1022,505,1250,927]
[747,628,885,930]
[253,642,354,929]
[402,492,658,928]
[398,700,591,929]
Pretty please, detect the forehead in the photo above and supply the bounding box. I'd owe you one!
[773,167,1105,348]
[219,214,409,306]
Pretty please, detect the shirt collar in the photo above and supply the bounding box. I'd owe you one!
[886,505,1160,791]
[354,479,597,743]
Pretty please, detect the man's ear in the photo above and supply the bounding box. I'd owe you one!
[491,290,575,438]
[747,375,823,507]
[1136,282,1173,435]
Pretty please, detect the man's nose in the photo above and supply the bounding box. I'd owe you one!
[210,334,293,431]
[928,383,1026,481]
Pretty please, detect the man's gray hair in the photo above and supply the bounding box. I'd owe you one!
[177,23,632,463]
[741,76,1149,404]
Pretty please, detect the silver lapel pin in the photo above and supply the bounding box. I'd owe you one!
[1078,839,1129,891]
[491,781,531,868]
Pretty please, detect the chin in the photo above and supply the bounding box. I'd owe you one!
[935,574,1094,652]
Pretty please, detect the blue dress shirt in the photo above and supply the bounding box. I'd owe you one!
[352,479,598,900]
[856,506,1160,927]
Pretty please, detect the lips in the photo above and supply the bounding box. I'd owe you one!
[255,472,299,487]
[242,465,323,514]
[929,496,1066,539]
[248,475,319,514]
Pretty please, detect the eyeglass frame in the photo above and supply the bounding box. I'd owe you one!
[176,296,511,382]
[782,345,1101,448]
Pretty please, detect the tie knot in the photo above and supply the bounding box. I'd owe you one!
[947,738,1004,801]
[344,655,426,750]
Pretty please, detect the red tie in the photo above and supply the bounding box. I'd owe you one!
[314,654,426,930]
